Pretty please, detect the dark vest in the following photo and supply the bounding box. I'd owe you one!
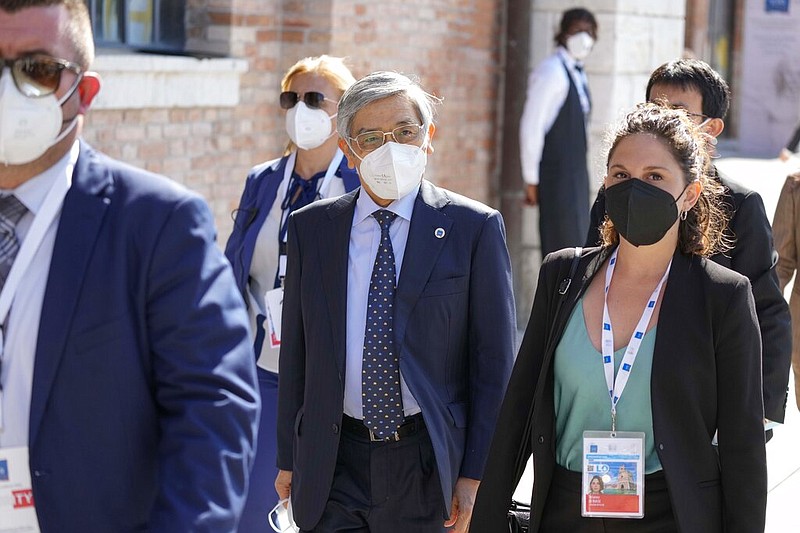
[536,60,590,255]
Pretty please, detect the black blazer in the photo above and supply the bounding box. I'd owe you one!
[471,247,767,533]
[585,170,792,423]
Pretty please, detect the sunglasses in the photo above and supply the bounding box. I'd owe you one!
[1,54,83,98]
[280,91,329,110]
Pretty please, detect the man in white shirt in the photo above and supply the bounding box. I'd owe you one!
[0,2,259,531]
[519,7,598,256]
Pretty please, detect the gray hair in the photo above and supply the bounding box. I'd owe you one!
[336,71,441,140]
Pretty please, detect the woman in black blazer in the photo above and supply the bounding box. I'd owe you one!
[471,104,766,533]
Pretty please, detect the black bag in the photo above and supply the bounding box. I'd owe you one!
[507,499,531,532]
[505,247,583,533]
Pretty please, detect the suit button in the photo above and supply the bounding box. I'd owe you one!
[33,470,43,477]
[332,424,339,434]
[538,435,545,444]
[658,443,664,450]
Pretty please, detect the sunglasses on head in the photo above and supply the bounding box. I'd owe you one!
[280,91,328,110]
[1,54,82,98]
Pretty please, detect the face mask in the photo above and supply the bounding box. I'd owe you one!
[0,68,79,165]
[354,140,427,201]
[566,31,595,61]
[285,102,335,150]
[605,178,684,247]
[268,498,299,533]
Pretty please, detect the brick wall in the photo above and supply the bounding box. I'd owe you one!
[81,0,505,243]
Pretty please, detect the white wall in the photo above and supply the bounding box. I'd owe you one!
[739,0,800,156]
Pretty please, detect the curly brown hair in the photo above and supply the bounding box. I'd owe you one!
[600,103,731,256]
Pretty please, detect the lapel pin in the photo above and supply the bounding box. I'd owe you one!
[434,227,445,239]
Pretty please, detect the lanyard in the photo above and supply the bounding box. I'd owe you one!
[275,149,345,287]
[278,149,344,244]
[0,165,71,430]
[601,247,670,432]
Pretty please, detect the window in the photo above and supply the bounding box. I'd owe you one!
[87,0,185,52]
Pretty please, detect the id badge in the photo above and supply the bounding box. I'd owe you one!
[265,287,284,349]
[581,431,645,519]
[0,446,41,532]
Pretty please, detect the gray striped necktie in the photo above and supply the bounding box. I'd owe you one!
[0,195,27,290]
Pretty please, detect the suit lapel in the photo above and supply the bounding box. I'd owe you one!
[394,181,452,347]
[652,250,693,369]
[319,190,358,375]
[29,143,112,446]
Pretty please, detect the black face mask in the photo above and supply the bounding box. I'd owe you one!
[605,179,681,247]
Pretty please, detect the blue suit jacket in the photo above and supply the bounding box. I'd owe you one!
[276,180,516,530]
[225,153,360,298]
[27,142,260,532]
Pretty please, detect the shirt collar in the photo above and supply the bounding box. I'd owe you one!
[353,181,421,227]
[557,47,581,70]
[3,140,79,215]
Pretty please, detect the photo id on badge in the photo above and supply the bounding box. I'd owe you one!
[582,431,645,519]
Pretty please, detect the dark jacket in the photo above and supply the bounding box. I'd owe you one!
[585,170,791,423]
[277,181,516,530]
[471,246,767,533]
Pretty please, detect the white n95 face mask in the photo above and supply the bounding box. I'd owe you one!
[0,68,78,166]
[356,141,427,201]
[285,101,336,151]
[268,498,299,532]
[566,31,595,61]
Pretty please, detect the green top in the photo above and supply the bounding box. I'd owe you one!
[554,298,662,474]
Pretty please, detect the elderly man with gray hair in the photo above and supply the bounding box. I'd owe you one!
[275,71,516,532]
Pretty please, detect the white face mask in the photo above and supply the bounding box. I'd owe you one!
[285,101,336,150]
[566,31,595,61]
[268,498,299,533]
[0,68,79,166]
[354,140,427,201]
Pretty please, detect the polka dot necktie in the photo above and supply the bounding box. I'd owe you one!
[0,195,27,290]
[362,209,404,439]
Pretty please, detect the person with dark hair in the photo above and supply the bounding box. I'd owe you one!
[0,1,259,532]
[519,7,598,256]
[586,58,792,432]
[588,476,604,494]
[472,103,766,533]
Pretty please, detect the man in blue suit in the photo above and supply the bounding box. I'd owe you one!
[0,1,259,531]
[275,71,516,532]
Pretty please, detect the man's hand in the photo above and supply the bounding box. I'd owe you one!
[444,477,480,532]
[524,184,539,206]
[779,147,792,162]
[275,470,293,500]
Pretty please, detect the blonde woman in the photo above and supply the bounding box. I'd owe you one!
[225,55,359,531]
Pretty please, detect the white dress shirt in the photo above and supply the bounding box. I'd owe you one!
[519,47,591,185]
[246,156,346,372]
[0,141,77,447]
[344,183,422,419]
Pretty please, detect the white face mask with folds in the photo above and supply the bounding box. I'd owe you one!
[353,140,427,201]
[285,101,336,150]
[268,498,299,533]
[565,31,595,61]
[0,68,79,165]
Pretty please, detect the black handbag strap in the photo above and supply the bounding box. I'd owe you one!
[510,246,583,496]
[549,246,582,350]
